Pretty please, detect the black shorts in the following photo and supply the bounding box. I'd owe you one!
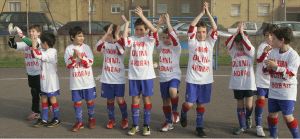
[233,90,254,99]
[27,74,41,89]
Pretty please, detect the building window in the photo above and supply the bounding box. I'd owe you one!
[231,4,240,16]
[111,4,121,14]
[157,4,167,14]
[258,3,270,16]
[181,3,190,13]
[9,2,21,12]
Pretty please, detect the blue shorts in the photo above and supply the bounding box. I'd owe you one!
[160,79,180,99]
[41,90,60,97]
[257,87,269,98]
[101,83,125,99]
[268,98,295,115]
[129,79,154,97]
[185,83,212,104]
[71,87,97,102]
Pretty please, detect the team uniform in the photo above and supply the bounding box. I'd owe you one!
[64,43,96,124]
[157,30,181,125]
[16,38,42,118]
[181,25,218,128]
[225,33,256,130]
[121,32,157,128]
[33,48,60,122]
[255,41,271,128]
[263,47,300,138]
[95,40,128,124]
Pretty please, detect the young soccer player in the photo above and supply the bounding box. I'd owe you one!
[155,13,181,132]
[120,7,158,136]
[264,27,300,138]
[31,32,61,127]
[95,24,128,129]
[254,23,277,137]
[179,2,217,137]
[225,22,256,135]
[7,24,43,121]
[64,26,96,132]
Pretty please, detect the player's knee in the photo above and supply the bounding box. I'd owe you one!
[256,98,265,108]
[284,115,294,123]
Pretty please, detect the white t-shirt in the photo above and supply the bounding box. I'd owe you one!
[64,43,95,90]
[95,40,126,84]
[33,48,59,93]
[157,30,181,82]
[225,34,256,90]
[265,48,299,101]
[16,42,41,75]
[185,25,218,84]
[123,33,157,80]
[256,41,271,88]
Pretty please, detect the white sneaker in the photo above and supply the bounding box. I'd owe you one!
[8,23,17,35]
[256,126,266,137]
[14,26,24,38]
[161,123,174,132]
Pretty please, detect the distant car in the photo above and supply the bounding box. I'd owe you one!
[0,12,56,34]
[57,21,111,35]
[0,23,9,36]
[228,21,262,35]
[273,21,300,37]
[173,22,232,37]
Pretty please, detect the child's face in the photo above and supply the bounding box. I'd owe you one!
[271,34,283,48]
[236,42,244,51]
[162,33,172,45]
[196,27,207,41]
[73,33,84,45]
[264,32,272,45]
[105,31,113,41]
[41,42,49,50]
[29,29,41,38]
[134,25,147,37]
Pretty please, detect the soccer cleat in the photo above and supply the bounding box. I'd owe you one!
[172,112,180,123]
[121,118,129,129]
[180,115,187,127]
[128,126,139,136]
[8,23,17,35]
[14,26,24,38]
[71,122,84,132]
[246,117,252,129]
[161,122,174,132]
[88,118,96,129]
[233,127,245,135]
[256,126,266,137]
[27,112,40,121]
[33,119,48,127]
[142,125,151,136]
[196,127,207,137]
[106,120,116,129]
[46,118,61,128]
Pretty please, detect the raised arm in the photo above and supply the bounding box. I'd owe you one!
[95,24,113,52]
[135,6,157,33]
[190,4,205,26]
[165,13,179,46]
[204,2,217,31]
[239,23,255,57]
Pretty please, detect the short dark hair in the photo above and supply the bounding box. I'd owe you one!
[134,18,147,29]
[263,24,278,36]
[162,28,169,34]
[103,24,118,39]
[272,27,294,44]
[40,32,56,48]
[196,21,207,28]
[29,24,42,32]
[69,26,84,41]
